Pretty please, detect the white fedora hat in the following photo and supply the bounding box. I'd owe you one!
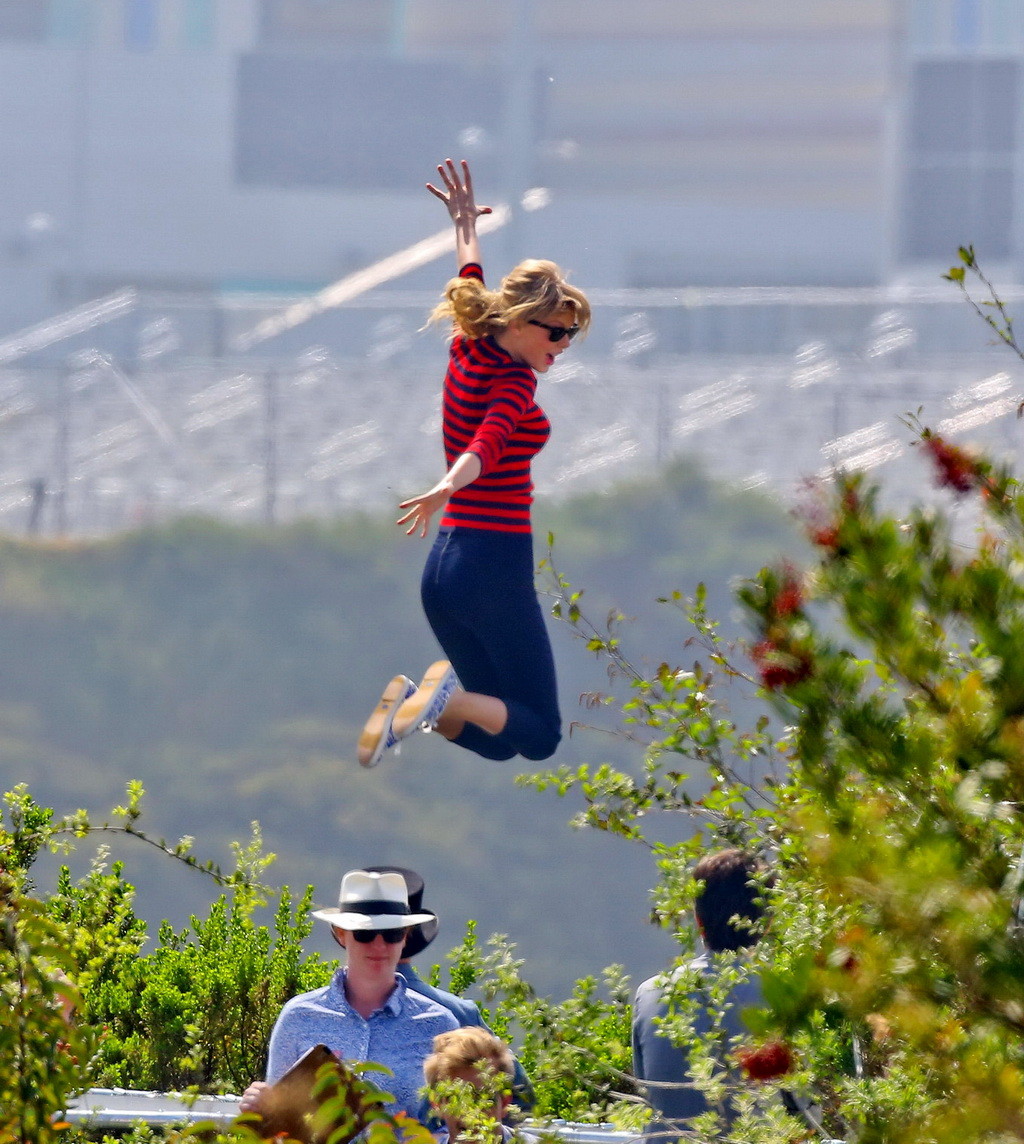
[311,869,437,930]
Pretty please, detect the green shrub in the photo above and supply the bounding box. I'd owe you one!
[88,882,330,1093]
[0,790,98,1143]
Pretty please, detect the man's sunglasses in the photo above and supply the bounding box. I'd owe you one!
[529,319,580,343]
[352,927,407,945]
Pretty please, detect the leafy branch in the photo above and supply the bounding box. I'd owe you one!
[944,244,1024,415]
[527,544,785,845]
[3,780,270,893]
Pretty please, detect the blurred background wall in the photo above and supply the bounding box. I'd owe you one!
[0,1,1020,538]
[1,0,1019,322]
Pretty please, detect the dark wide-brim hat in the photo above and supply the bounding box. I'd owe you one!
[363,864,439,958]
[311,869,437,931]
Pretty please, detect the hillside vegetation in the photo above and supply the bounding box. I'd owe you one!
[0,459,796,992]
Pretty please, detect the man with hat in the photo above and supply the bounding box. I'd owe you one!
[364,866,532,1106]
[239,869,458,1122]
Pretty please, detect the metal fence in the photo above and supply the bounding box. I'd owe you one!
[1,286,1021,536]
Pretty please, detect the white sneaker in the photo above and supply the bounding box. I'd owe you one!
[357,674,417,768]
[391,661,459,739]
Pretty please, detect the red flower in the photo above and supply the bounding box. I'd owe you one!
[808,523,840,551]
[737,1041,794,1081]
[795,478,849,554]
[751,640,812,690]
[922,435,980,494]
[774,572,803,618]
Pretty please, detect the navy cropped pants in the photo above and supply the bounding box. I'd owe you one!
[420,527,561,761]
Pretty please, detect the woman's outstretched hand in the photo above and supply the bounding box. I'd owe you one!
[397,481,454,539]
[426,158,492,247]
[398,455,481,538]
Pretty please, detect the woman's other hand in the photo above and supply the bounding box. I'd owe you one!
[398,454,480,537]
[397,481,454,538]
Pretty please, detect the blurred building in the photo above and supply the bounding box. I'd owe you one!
[0,2,1020,534]
[0,0,1014,332]
[896,1,1024,281]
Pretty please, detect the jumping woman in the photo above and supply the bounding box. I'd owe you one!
[358,159,591,768]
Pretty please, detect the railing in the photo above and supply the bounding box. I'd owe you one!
[62,1087,639,1141]
[63,1088,240,1128]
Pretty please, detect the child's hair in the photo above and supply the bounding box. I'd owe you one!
[424,1027,515,1086]
[429,259,591,341]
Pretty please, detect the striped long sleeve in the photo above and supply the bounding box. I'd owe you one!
[439,265,551,533]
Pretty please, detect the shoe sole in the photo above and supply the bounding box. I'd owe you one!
[391,661,458,738]
[358,674,416,768]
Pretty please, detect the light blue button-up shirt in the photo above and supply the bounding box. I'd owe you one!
[266,967,459,1119]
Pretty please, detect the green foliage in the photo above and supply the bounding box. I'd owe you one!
[943,244,1024,368]
[88,879,330,1093]
[525,559,782,850]
[736,433,1024,1144]
[0,790,98,1143]
[0,782,329,1140]
[437,924,638,1123]
[0,874,98,1143]
[524,395,1024,1143]
[0,780,318,1096]
[4,778,254,888]
[523,563,812,1144]
[78,1127,167,1144]
[42,814,331,1094]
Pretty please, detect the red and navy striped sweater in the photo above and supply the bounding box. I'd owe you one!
[439,262,550,533]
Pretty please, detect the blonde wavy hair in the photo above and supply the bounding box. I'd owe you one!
[429,259,591,341]
[423,1027,515,1086]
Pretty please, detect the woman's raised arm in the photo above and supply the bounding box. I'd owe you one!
[426,158,492,270]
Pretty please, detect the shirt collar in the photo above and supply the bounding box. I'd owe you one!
[482,333,514,363]
[396,963,421,987]
[332,967,407,1017]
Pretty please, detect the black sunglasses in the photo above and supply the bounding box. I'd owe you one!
[528,319,580,344]
[352,927,407,945]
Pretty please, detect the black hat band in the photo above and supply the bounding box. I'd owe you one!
[346,898,409,917]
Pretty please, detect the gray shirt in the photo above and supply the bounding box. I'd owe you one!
[632,952,762,1138]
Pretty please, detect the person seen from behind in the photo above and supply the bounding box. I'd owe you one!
[631,848,771,1138]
